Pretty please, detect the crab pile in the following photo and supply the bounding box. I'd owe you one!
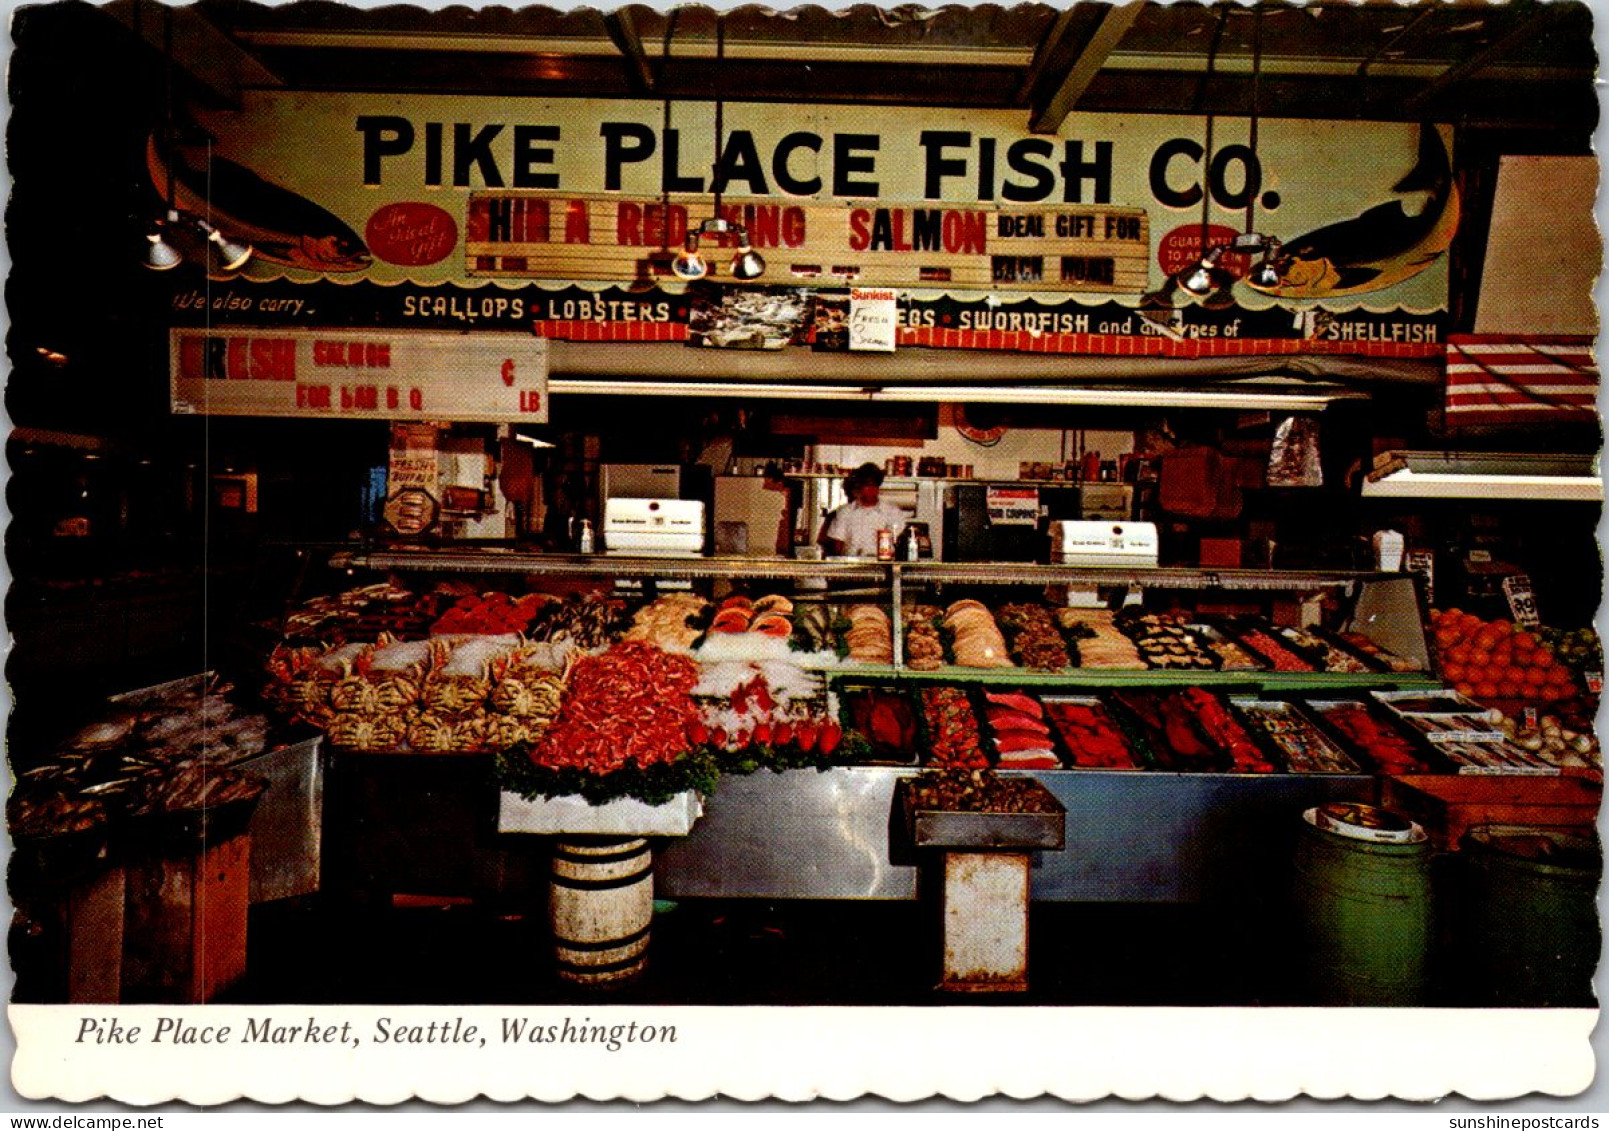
[268,634,570,754]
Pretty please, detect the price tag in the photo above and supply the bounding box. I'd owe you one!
[1522,706,1539,730]
[1405,550,1434,605]
[1501,573,1541,628]
[1586,671,1603,695]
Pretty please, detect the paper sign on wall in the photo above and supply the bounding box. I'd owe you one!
[170,329,548,422]
[985,486,1039,526]
[849,288,898,352]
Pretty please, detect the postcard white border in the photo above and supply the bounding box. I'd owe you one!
[9,1004,1596,1105]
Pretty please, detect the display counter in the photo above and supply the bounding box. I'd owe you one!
[242,545,1545,905]
[652,764,1372,903]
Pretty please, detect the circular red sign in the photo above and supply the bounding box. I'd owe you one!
[366,202,458,267]
[1157,223,1252,279]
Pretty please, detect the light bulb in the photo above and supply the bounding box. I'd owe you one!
[1178,245,1227,296]
[729,227,765,280]
[1248,239,1284,288]
[672,235,708,281]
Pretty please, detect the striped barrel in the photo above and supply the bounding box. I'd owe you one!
[549,838,654,985]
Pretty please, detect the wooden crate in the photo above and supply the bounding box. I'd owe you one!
[1382,774,1602,851]
[122,834,251,1003]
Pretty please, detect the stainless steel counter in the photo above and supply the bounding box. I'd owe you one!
[653,766,1373,903]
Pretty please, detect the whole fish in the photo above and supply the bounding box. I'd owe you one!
[147,135,371,273]
[1243,124,1460,300]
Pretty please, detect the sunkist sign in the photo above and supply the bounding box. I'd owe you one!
[180,94,1453,313]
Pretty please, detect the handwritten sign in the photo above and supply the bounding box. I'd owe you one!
[170,329,548,422]
[848,288,898,352]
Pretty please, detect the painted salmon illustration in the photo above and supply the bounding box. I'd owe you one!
[1242,124,1460,300]
[147,135,371,273]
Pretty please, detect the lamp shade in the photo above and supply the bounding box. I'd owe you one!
[672,235,709,281]
[1178,245,1227,296]
[730,227,765,280]
[143,228,183,271]
[202,222,253,272]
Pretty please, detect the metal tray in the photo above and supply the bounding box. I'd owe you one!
[107,671,222,706]
[897,777,1065,850]
[1228,696,1362,774]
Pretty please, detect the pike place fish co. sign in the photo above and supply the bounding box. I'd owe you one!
[169,328,548,422]
[173,94,1455,313]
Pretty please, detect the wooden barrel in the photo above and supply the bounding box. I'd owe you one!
[1292,807,1433,1006]
[1458,824,1601,1008]
[549,837,654,985]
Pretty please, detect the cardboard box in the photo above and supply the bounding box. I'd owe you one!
[1199,538,1244,568]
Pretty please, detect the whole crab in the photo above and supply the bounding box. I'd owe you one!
[326,712,406,752]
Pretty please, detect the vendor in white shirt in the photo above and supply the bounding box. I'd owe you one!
[817,462,909,558]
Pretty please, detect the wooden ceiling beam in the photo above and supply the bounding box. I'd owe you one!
[1403,3,1554,114]
[1028,1,1147,134]
[99,0,283,108]
[1013,7,1079,106]
[604,8,656,94]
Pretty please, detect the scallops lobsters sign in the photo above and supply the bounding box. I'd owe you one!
[166,92,1455,314]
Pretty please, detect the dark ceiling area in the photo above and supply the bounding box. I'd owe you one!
[84,0,1600,136]
[3,0,1599,437]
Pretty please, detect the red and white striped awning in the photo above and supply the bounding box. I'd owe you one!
[1444,334,1599,426]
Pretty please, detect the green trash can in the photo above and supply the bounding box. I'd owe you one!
[1293,804,1434,1006]
[1458,824,1601,1008]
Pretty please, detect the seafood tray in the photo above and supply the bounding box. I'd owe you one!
[1228,697,1363,774]
[1368,691,1534,770]
[840,686,922,765]
[1302,698,1442,775]
[1106,688,1232,772]
[914,685,990,769]
[976,688,1063,770]
[1040,695,1146,771]
[1374,704,1562,776]
[1114,612,1219,672]
[1304,627,1394,674]
[897,776,1065,850]
[1187,623,1267,672]
[1225,622,1322,674]
[1372,689,1501,725]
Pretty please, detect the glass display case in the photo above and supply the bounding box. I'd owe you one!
[291,546,1445,903]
